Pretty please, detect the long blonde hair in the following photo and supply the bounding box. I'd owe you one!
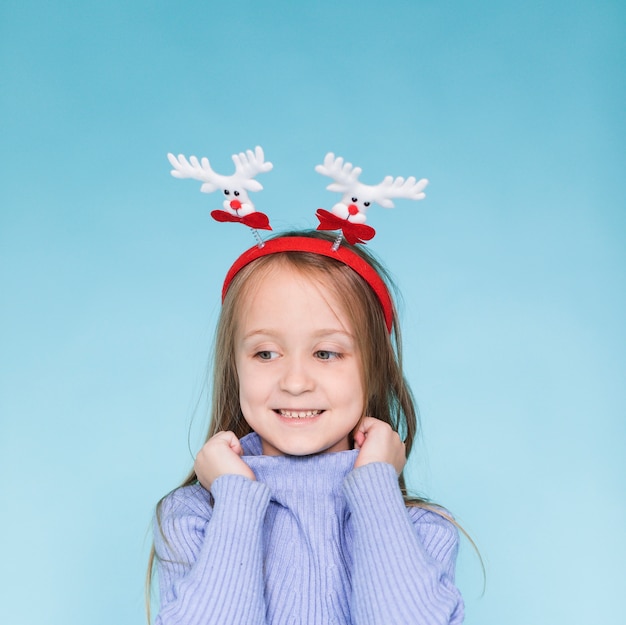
[146,230,478,619]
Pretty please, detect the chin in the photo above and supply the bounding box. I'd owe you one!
[286,445,327,457]
[274,443,324,457]
[264,436,351,457]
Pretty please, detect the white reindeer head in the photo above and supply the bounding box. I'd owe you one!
[315,152,428,224]
[168,146,273,217]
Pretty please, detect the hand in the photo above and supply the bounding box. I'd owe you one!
[194,431,256,491]
[353,417,406,475]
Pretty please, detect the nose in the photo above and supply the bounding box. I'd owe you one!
[347,203,359,215]
[230,199,242,210]
[279,356,314,395]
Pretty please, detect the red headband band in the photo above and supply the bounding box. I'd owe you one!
[222,237,394,333]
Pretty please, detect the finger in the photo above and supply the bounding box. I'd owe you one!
[218,431,244,455]
[357,416,378,436]
[353,430,365,449]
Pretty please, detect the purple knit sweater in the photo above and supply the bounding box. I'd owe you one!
[154,433,464,624]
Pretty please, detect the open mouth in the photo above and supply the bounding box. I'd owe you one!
[274,409,324,419]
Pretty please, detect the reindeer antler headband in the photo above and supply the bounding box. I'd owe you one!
[314,152,428,248]
[168,146,273,247]
[168,147,428,333]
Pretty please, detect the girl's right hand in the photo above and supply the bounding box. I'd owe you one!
[194,431,256,491]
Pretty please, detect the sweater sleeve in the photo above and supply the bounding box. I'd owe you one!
[153,476,271,625]
[343,463,464,625]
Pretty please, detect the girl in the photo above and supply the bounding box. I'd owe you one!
[148,230,464,625]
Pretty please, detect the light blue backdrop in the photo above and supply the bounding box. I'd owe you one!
[1,1,624,624]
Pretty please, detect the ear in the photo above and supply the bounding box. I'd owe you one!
[201,182,219,193]
[242,180,263,192]
[327,183,347,193]
[377,198,395,208]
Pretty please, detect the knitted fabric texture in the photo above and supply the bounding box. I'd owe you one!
[154,433,464,624]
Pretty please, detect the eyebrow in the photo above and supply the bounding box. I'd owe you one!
[241,328,354,341]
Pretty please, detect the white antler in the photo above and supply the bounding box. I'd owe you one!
[368,175,429,208]
[168,146,273,195]
[315,152,363,193]
[232,146,273,192]
[167,153,221,191]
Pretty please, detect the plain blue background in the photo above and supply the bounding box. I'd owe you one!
[1,1,624,624]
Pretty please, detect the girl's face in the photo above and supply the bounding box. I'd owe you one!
[235,263,364,456]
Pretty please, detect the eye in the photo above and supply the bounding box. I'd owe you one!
[315,350,340,361]
[351,197,358,203]
[255,350,278,361]
[223,189,230,196]
[364,201,370,207]
[234,190,240,197]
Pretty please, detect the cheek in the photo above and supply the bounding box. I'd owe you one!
[337,365,365,413]
[353,355,367,408]
[235,359,252,401]
[237,361,268,406]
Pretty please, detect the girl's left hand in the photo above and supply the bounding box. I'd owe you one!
[353,417,406,475]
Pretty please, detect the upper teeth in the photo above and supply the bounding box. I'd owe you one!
[278,410,322,419]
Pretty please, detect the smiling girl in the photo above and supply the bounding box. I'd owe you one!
[148,230,464,625]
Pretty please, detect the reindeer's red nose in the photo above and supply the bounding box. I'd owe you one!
[230,199,242,210]
[347,204,359,216]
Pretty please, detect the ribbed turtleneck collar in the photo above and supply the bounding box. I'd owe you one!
[239,432,358,508]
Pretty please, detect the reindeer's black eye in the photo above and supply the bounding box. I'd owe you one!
[224,190,230,196]
[351,197,358,203]
[364,201,370,207]
[234,190,240,197]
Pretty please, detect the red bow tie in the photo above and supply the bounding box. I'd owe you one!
[211,210,272,231]
[315,209,376,245]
